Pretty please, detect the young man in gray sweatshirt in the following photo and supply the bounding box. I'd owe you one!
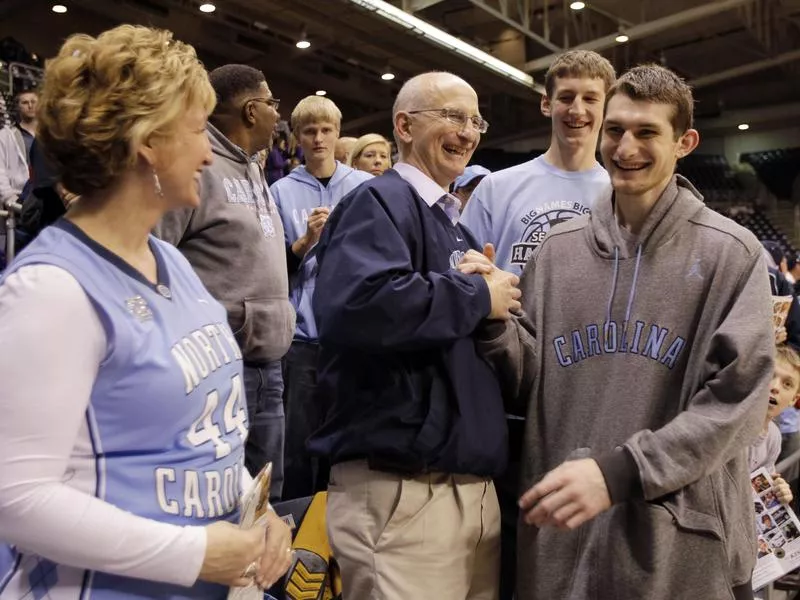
[156,65,294,501]
[470,65,774,599]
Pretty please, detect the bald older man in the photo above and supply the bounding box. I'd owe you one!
[308,72,520,599]
[334,136,357,163]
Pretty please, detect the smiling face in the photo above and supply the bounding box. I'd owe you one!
[396,77,481,189]
[151,104,213,208]
[542,76,606,152]
[601,93,699,202]
[767,357,800,421]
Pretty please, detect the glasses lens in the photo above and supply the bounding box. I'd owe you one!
[444,110,466,127]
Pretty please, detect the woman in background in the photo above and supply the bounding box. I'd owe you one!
[348,133,392,176]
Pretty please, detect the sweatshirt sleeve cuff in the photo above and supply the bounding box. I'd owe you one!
[475,320,510,342]
[595,446,642,504]
[466,273,492,319]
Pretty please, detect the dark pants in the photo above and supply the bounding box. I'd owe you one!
[496,417,526,600]
[243,360,285,502]
[282,341,329,500]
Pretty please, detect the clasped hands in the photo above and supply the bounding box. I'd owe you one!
[456,244,522,319]
[199,508,294,589]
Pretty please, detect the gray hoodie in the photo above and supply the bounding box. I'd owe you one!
[156,123,295,364]
[480,175,774,599]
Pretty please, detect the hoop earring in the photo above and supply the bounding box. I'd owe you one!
[152,169,163,197]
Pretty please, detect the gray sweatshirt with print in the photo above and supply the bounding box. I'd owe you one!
[155,123,295,365]
[480,175,774,599]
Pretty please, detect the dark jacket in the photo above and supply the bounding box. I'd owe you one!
[18,138,65,242]
[308,169,508,477]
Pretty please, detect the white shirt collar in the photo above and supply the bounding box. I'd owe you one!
[392,162,460,225]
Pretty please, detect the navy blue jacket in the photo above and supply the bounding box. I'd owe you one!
[308,169,509,477]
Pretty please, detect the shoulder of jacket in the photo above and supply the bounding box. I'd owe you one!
[689,207,763,258]
[271,173,309,194]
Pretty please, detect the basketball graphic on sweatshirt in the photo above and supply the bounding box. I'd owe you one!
[510,203,589,266]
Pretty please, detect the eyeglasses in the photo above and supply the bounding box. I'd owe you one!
[407,108,489,133]
[247,97,280,111]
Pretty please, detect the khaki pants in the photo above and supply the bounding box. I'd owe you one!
[327,460,501,600]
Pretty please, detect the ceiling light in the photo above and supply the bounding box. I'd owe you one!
[570,2,586,9]
[615,33,629,43]
[342,0,537,90]
[52,4,67,13]
[738,123,750,131]
[296,28,311,49]
[199,3,216,13]
[315,90,327,96]
[381,67,395,81]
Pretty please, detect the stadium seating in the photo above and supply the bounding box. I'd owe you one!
[742,147,800,201]
[721,205,796,255]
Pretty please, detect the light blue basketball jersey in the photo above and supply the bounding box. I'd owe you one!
[0,220,247,600]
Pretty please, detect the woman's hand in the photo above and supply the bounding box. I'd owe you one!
[255,509,294,589]
[198,521,266,587]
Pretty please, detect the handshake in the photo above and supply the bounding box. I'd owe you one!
[458,244,522,320]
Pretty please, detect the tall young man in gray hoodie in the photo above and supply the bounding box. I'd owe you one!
[471,65,774,599]
[156,65,294,501]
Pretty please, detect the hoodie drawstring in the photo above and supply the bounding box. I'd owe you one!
[606,245,643,338]
[606,246,620,327]
[625,245,643,323]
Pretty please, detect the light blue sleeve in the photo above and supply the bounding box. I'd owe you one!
[460,178,492,247]
[270,181,294,245]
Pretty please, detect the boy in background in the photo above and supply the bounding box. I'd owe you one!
[271,96,372,500]
[749,345,798,496]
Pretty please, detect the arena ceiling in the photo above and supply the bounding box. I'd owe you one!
[2,0,800,148]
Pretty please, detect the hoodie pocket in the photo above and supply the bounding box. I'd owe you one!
[599,501,733,600]
[232,297,295,363]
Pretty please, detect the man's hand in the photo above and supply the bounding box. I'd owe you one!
[457,243,496,275]
[776,326,788,345]
[483,267,521,320]
[255,509,294,589]
[519,458,612,530]
[772,474,794,505]
[291,207,330,258]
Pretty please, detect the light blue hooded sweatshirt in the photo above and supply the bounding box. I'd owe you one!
[271,162,372,342]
